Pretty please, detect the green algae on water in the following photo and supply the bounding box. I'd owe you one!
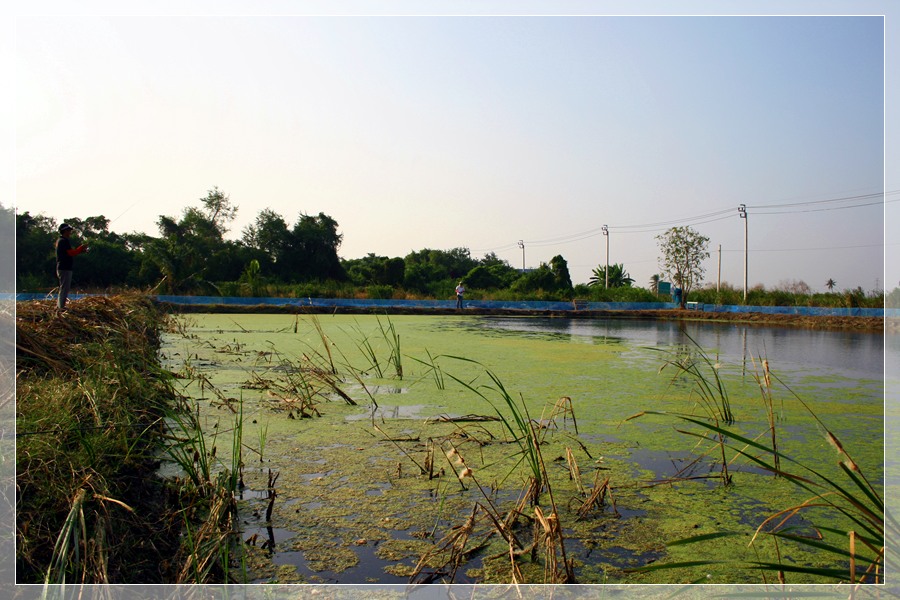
[160,313,884,584]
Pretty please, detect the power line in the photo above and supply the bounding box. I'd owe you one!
[609,207,735,230]
[470,189,895,255]
[746,191,891,209]
[609,213,736,234]
[753,199,890,215]
[722,243,884,253]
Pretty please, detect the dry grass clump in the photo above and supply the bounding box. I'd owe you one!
[16,295,186,583]
[16,295,164,376]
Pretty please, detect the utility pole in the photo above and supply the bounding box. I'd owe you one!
[717,243,721,295]
[518,240,525,272]
[602,225,609,289]
[739,205,748,302]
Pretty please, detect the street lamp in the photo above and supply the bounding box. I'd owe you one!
[602,225,609,289]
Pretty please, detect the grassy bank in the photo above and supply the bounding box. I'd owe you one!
[15,295,239,584]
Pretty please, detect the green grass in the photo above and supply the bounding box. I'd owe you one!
[17,296,181,583]
[17,296,247,584]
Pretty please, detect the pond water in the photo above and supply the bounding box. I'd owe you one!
[468,316,885,379]
[160,314,887,586]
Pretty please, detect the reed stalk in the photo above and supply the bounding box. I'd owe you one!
[256,419,269,463]
[444,357,544,505]
[44,488,88,587]
[409,349,445,390]
[349,320,384,378]
[376,314,403,379]
[309,315,337,375]
[629,360,886,584]
[657,332,734,424]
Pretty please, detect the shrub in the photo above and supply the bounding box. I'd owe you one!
[292,280,356,299]
[690,284,744,306]
[575,285,661,303]
[17,273,54,293]
[366,285,394,299]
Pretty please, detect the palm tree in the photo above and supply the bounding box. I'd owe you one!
[649,274,661,295]
[589,263,634,288]
[825,278,837,292]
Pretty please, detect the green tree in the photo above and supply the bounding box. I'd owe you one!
[242,208,291,275]
[656,226,710,308]
[76,237,143,289]
[462,260,519,290]
[284,212,346,282]
[549,255,573,291]
[589,263,634,288]
[59,215,155,289]
[479,252,507,267]
[825,278,837,292]
[242,208,346,283]
[511,255,574,298]
[58,215,111,240]
[200,186,238,235]
[402,248,478,293]
[344,254,405,287]
[239,259,263,296]
[15,211,57,288]
[145,188,239,293]
[511,263,556,295]
[462,265,505,290]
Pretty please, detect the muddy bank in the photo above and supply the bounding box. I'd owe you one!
[157,301,884,332]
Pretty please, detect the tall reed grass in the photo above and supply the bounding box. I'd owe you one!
[445,357,545,505]
[17,296,185,583]
[629,356,886,584]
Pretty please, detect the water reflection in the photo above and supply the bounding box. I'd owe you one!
[468,317,885,380]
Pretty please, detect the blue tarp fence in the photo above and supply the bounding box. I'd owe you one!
[9,293,890,317]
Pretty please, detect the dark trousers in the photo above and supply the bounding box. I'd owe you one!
[57,269,73,310]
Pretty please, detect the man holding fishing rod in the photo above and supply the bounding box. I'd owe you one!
[55,223,88,314]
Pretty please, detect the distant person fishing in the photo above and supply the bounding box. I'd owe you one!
[455,282,465,309]
[55,223,88,314]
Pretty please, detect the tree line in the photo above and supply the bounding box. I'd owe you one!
[11,188,887,308]
[14,188,594,301]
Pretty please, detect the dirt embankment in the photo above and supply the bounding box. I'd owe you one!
[594,308,884,332]
[158,302,884,333]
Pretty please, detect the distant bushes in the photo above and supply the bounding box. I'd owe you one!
[152,276,889,309]
[690,283,883,309]
[574,284,661,303]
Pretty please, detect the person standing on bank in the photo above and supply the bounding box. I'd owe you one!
[55,223,87,314]
[455,282,465,309]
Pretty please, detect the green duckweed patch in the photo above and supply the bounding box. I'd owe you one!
[159,313,884,585]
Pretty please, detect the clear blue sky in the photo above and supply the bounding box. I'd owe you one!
[10,3,893,292]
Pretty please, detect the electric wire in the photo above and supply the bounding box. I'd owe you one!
[752,199,889,215]
[721,243,884,253]
[746,191,889,209]
[470,189,895,255]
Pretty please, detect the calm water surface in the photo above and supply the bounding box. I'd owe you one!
[466,316,886,381]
